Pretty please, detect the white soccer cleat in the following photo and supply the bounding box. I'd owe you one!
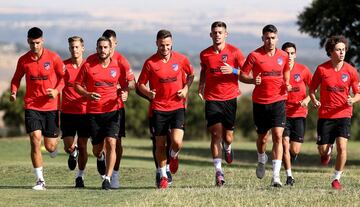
[32,180,46,190]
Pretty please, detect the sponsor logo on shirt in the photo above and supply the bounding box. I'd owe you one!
[30,75,48,80]
[342,74,348,82]
[262,70,281,77]
[222,54,228,63]
[209,68,221,73]
[326,86,345,92]
[110,69,117,78]
[172,64,179,71]
[95,81,114,87]
[277,58,283,66]
[294,74,301,82]
[159,76,177,83]
[44,62,51,70]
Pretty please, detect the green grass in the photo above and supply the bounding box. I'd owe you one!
[1,137,360,207]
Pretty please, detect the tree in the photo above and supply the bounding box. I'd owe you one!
[297,0,360,67]
[0,86,26,136]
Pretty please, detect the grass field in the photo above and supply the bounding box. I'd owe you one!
[1,137,360,207]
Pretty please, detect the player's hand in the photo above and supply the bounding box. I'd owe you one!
[121,90,128,102]
[198,85,204,100]
[148,89,156,100]
[286,84,292,92]
[299,99,309,107]
[347,95,353,106]
[9,92,16,102]
[220,63,233,74]
[177,86,188,99]
[312,99,321,108]
[46,88,59,99]
[88,92,101,101]
[254,73,261,85]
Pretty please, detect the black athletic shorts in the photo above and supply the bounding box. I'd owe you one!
[61,113,90,138]
[316,118,351,145]
[87,110,120,145]
[25,109,59,138]
[118,108,126,138]
[283,117,306,143]
[205,98,237,130]
[253,100,286,134]
[152,108,185,136]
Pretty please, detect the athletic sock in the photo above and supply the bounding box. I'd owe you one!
[170,149,179,158]
[286,169,292,177]
[77,170,84,178]
[223,142,231,152]
[333,170,343,181]
[160,166,168,178]
[272,160,282,179]
[104,176,111,181]
[34,167,44,181]
[258,152,267,164]
[112,170,119,177]
[213,158,222,172]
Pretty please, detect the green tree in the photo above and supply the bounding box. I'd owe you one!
[297,0,360,67]
[0,86,26,136]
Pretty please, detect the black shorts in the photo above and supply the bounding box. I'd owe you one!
[152,108,185,136]
[25,109,59,138]
[283,117,306,143]
[60,113,90,138]
[316,118,351,145]
[87,110,120,145]
[253,100,286,134]
[118,108,126,138]
[205,98,237,130]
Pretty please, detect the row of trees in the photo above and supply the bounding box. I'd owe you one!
[2,82,360,141]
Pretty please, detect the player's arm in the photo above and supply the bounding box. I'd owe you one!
[137,64,155,100]
[347,69,360,105]
[47,55,65,99]
[10,59,26,102]
[300,67,312,107]
[239,54,258,84]
[309,68,321,108]
[198,62,206,100]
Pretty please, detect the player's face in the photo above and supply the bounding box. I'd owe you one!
[210,27,227,45]
[262,32,278,51]
[96,40,111,60]
[331,42,346,62]
[69,40,84,59]
[284,47,296,63]
[28,37,43,55]
[156,37,172,58]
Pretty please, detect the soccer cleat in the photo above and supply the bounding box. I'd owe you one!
[285,176,295,186]
[256,154,268,179]
[271,178,283,187]
[155,171,161,188]
[68,148,78,171]
[320,154,331,166]
[222,141,234,164]
[102,178,111,190]
[331,179,342,190]
[110,173,120,189]
[166,171,173,185]
[169,156,179,174]
[49,148,58,158]
[75,176,84,188]
[158,177,168,189]
[32,179,46,190]
[97,152,106,176]
[215,171,225,187]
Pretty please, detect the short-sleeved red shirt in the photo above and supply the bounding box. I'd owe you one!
[137,51,194,111]
[200,43,245,101]
[61,58,87,114]
[75,55,125,114]
[242,47,290,104]
[286,62,312,118]
[11,49,64,111]
[310,60,360,118]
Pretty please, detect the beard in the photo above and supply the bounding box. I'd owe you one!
[98,52,110,60]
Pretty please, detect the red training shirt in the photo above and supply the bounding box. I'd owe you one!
[310,60,360,118]
[10,48,64,111]
[200,43,245,101]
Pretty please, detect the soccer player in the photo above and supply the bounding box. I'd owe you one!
[198,21,245,186]
[10,27,64,190]
[309,35,360,190]
[74,36,127,190]
[102,29,135,189]
[137,29,194,189]
[281,42,312,186]
[61,36,89,188]
[240,24,291,187]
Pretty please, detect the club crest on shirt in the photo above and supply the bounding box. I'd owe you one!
[222,54,228,63]
[277,58,283,66]
[342,74,348,82]
[294,74,301,82]
[44,62,51,70]
[172,64,179,71]
[110,69,117,78]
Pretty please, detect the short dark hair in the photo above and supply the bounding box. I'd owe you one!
[262,24,278,34]
[325,35,348,57]
[97,36,112,47]
[102,29,116,39]
[281,42,296,51]
[68,36,84,45]
[156,29,172,40]
[211,21,227,30]
[27,27,43,39]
